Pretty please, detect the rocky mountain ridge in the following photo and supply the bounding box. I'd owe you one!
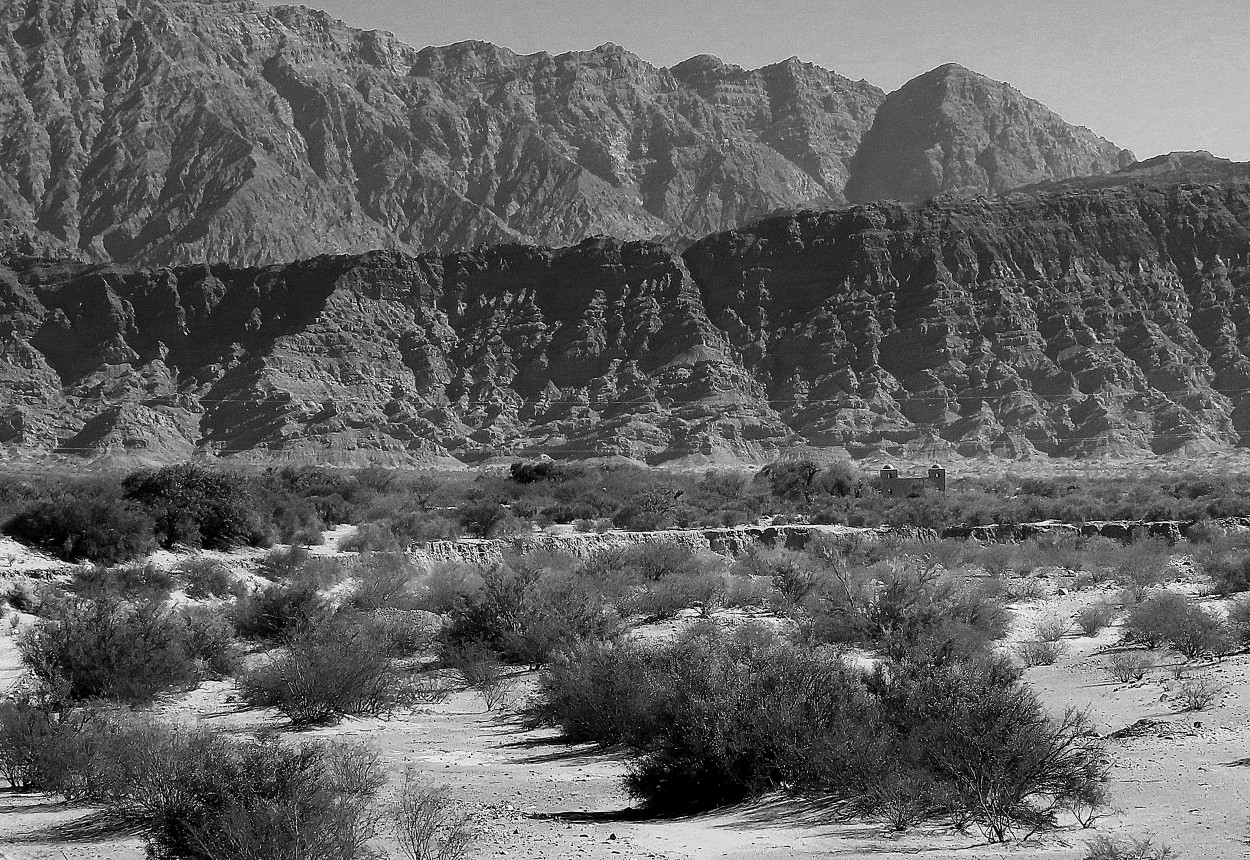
[3,179,1249,465]
[0,0,1132,267]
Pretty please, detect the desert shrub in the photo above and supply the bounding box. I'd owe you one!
[723,574,774,609]
[456,499,512,538]
[68,563,176,602]
[179,557,240,599]
[442,641,517,708]
[630,578,693,620]
[1228,596,1250,645]
[348,608,437,657]
[231,578,333,642]
[1075,603,1116,636]
[805,563,1009,665]
[388,512,463,543]
[733,546,826,607]
[1016,639,1064,667]
[612,488,680,531]
[256,546,345,587]
[1083,835,1177,860]
[177,605,242,678]
[978,544,1014,577]
[1197,536,1250,596]
[868,660,1109,843]
[535,626,1105,839]
[390,769,474,860]
[1175,676,1223,711]
[1108,651,1154,682]
[127,724,385,860]
[414,563,485,614]
[238,618,414,726]
[1032,612,1070,642]
[347,554,420,611]
[441,562,617,666]
[1114,538,1174,601]
[3,497,155,563]
[531,638,670,746]
[1003,577,1049,602]
[620,541,717,582]
[123,464,268,550]
[3,581,49,615]
[0,696,58,789]
[1124,592,1233,657]
[19,598,202,704]
[339,523,407,553]
[622,628,881,812]
[0,697,110,795]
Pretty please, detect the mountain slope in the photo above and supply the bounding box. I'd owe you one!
[0,0,1134,267]
[0,0,885,266]
[3,180,1250,465]
[845,63,1134,204]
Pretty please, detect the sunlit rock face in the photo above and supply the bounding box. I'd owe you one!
[0,0,1139,267]
[3,181,1250,464]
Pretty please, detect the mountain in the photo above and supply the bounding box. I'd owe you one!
[1013,151,1250,194]
[844,63,1134,204]
[4,180,1250,465]
[0,0,1134,267]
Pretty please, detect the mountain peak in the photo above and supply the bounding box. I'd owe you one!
[0,0,1137,266]
[844,65,1133,203]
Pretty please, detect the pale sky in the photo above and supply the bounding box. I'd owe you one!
[274,0,1250,162]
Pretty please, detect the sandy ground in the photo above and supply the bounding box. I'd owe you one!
[1,538,1248,859]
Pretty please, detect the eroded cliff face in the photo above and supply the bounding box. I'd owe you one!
[0,0,1136,267]
[3,181,1250,464]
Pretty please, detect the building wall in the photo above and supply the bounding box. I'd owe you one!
[880,470,945,498]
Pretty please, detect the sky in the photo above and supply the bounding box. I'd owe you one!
[271,0,1250,162]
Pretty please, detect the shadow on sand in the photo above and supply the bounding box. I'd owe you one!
[5,808,145,844]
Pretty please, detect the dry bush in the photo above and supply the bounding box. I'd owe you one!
[414,563,485,614]
[177,604,243,679]
[1016,639,1064,667]
[1033,612,1070,642]
[347,553,421,611]
[440,562,617,666]
[804,561,1009,665]
[179,557,240,599]
[1075,603,1116,636]
[3,496,156,563]
[391,769,474,860]
[238,619,415,726]
[1003,577,1049,602]
[442,643,513,709]
[1083,835,1177,860]
[1228,596,1250,647]
[535,626,1108,842]
[68,563,176,602]
[357,608,438,657]
[1108,651,1154,683]
[1114,538,1174,602]
[859,768,945,832]
[1196,533,1250,596]
[231,576,334,642]
[732,546,827,607]
[1124,592,1234,657]
[722,574,774,609]
[978,544,1015,578]
[1175,676,1223,711]
[257,546,346,587]
[19,598,206,704]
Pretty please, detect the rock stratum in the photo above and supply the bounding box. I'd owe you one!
[0,0,1133,267]
[3,180,1250,465]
